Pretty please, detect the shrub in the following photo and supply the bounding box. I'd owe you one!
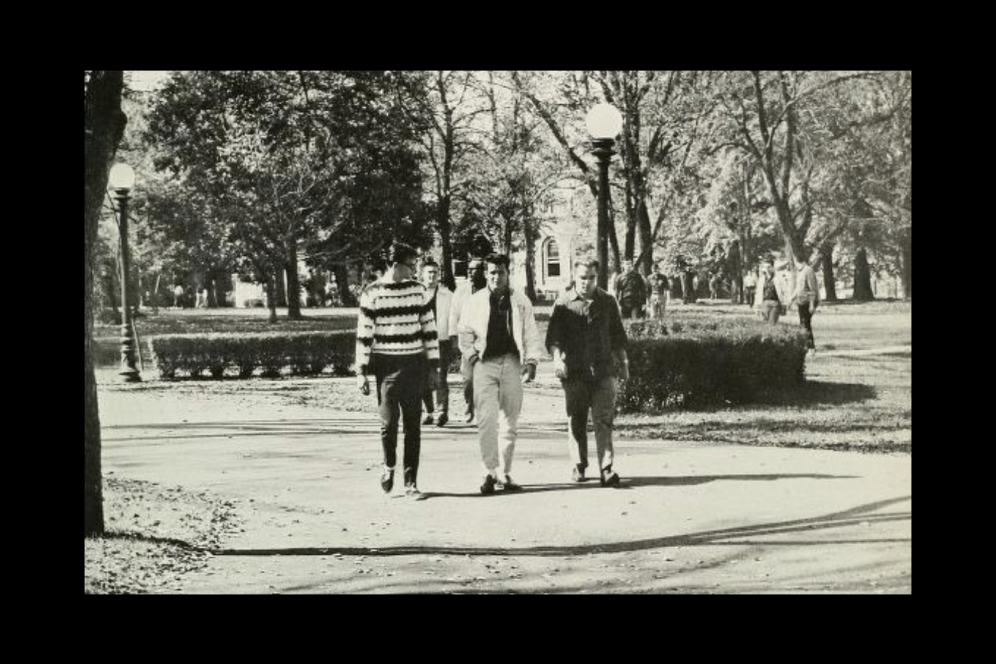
[617,316,808,412]
[149,331,356,380]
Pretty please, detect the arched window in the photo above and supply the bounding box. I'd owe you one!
[544,238,561,278]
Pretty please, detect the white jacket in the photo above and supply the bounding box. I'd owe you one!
[427,285,454,339]
[457,288,543,367]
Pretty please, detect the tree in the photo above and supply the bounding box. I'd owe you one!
[461,72,566,301]
[85,71,127,537]
[147,71,426,313]
[393,71,490,290]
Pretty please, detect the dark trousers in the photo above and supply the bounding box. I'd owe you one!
[374,354,426,486]
[563,377,618,472]
[798,302,815,349]
[620,302,645,320]
[422,340,450,415]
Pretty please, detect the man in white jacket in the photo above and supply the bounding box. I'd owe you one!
[458,254,543,495]
[421,259,454,426]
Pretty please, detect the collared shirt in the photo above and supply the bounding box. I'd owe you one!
[482,289,519,360]
[545,288,627,381]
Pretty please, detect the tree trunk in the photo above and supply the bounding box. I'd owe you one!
[265,273,279,322]
[728,241,742,303]
[900,227,911,299]
[285,242,302,320]
[623,178,636,261]
[334,263,357,307]
[852,247,874,301]
[274,268,287,308]
[637,200,654,275]
[608,206,621,276]
[438,195,455,292]
[524,221,537,303]
[820,242,838,302]
[84,71,126,538]
[682,271,697,304]
[210,271,228,308]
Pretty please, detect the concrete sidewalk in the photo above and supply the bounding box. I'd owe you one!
[98,370,911,594]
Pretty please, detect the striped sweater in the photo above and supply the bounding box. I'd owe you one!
[355,277,440,373]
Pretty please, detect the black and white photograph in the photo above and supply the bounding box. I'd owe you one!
[85,71,912,594]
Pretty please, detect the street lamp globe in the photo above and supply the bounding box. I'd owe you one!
[585,103,623,140]
[109,162,136,193]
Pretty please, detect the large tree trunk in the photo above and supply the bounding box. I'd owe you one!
[285,242,302,320]
[84,71,126,538]
[274,268,287,308]
[900,227,911,299]
[333,263,357,307]
[820,242,838,302]
[852,247,874,301]
[637,199,654,275]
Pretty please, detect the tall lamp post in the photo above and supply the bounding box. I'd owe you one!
[109,163,141,383]
[586,102,623,290]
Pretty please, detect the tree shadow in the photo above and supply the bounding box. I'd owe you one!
[212,496,909,559]
[757,381,877,407]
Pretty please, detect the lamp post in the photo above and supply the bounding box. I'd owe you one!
[109,163,141,383]
[586,102,623,290]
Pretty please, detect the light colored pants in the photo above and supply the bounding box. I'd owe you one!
[473,353,523,476]
[564,377,617,472]
[760,300,781,324]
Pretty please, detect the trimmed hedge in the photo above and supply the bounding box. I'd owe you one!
[149,331,356,380]
[617,316,808,412]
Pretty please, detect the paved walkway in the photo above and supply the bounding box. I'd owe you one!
[98,358,912,594]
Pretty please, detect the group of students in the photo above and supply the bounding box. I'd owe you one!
[751,257,820,350]
[354,243,629,500]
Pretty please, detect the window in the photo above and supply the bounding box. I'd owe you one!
[544,238,561,278]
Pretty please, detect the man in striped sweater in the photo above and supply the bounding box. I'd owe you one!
[355,242,440,500]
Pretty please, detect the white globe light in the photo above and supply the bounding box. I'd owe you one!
[585,103,623,139]
[109,163,136,191]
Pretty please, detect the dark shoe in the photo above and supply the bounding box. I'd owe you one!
[600,468,621,488]
[572,465,587,483]
[423,414,434,425]
[500,475,523,492]
[480,474,497,495]
[435,413,448,427]
[405,485,426,501]
[380,468,395,493]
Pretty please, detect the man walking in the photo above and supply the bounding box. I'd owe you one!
[546,260,629,487]
[457,254,543,494]
[421,259,453,427]
[355,242,440,500]
[448,257,488,423]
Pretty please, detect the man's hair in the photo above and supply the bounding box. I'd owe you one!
[579,259,600,273]
[485,253,510,269]
[389,242,418,265]
[422,258,438,270]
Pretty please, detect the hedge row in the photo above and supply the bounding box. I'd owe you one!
[149,331,356,379]
[616,316,808,412]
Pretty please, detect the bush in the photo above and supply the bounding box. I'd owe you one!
[617,316,808,412]
[149,331,356,380]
